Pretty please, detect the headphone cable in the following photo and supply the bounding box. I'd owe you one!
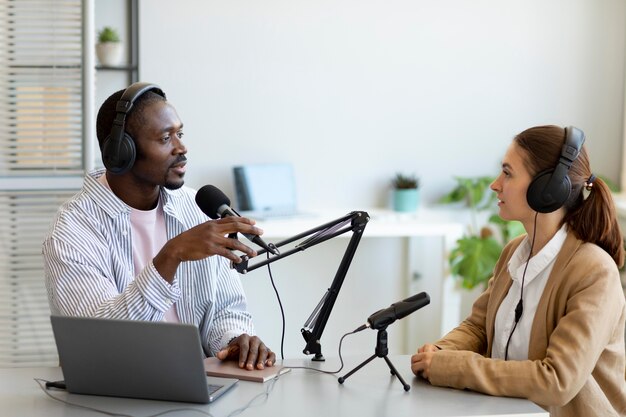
[504,211,538,361]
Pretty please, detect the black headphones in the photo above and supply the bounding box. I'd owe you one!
[526,126,585,213]
[101,82,166,174]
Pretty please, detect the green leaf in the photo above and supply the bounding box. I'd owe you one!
[441,175,525,291]
[504,221,525,242]
[449,235,502,289]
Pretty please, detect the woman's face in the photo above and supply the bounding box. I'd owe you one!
[490,142,535,224]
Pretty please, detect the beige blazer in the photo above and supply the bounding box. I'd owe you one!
[429,231,626,417]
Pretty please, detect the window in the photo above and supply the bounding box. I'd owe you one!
[0,0,88,367]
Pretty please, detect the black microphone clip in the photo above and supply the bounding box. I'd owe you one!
[232,255,250,274]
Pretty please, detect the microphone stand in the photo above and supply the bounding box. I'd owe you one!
[338,326,410,391]
[234,211,369,361]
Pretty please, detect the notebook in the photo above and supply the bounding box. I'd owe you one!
[204,356,291,382]
[233,163,307,219]
[50,315,238,404]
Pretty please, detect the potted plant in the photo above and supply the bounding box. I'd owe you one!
[441,176,524,289]
[96,26,123,67]
[391,172,420,212]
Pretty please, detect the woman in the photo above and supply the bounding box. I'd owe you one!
[411,125,626,417]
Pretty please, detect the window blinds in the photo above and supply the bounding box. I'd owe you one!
[0,0,84,367]
[0,0,84,176]
[0,191,75,367]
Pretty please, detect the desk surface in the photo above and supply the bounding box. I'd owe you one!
[2,355,547,417]
[249,207,466,238]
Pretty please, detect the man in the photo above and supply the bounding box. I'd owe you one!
[43,82,275,370]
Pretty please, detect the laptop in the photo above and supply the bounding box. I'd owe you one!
[50,315,238,403]
[233,163,308,219]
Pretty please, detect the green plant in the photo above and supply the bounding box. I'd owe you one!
[392,172,419,189]
[97,26,120,43]
[441,176,524,289]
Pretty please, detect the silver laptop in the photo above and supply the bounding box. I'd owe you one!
[50,315,238,403]
[233,163,308,219]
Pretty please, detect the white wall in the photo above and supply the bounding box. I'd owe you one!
[138,0,625,208]
[135,0,626,357]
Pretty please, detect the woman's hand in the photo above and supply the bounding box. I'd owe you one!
[411,343,439,380]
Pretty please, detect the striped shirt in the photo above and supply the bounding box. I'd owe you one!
[42,169,254,356]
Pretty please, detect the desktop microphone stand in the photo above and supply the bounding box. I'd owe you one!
[338,326,410,391]
[234,211,369,362]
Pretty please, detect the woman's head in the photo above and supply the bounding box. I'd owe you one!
[511,125,623,267]
[514,126,588,213]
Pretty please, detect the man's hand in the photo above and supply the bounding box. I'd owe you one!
[154,217,264,282]
[216,334,275,370]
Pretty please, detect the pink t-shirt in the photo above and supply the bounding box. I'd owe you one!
[98,174,179,322]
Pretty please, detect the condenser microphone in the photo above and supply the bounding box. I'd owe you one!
[195,185,279,255]
[364,292,430,330]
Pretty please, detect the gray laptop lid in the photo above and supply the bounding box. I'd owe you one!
[50,315,237,404]
[233,163,300,217]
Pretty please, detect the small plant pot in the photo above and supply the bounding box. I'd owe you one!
[392,189,419,212]
[96,42,123,66]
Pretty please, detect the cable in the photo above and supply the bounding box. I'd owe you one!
[35,374,288,417]
[284,329,359,375]
[35,378,219,417]
[259,246,363,374]
[265,252,286,360]
[504,211,538,360]
[224,373,281,417]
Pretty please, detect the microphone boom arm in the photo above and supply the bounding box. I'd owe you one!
[234,211,369,361]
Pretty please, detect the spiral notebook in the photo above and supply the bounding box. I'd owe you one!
[204,357,290,382]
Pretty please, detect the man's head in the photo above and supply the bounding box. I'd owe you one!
[97,83,167,173]
[96,83,187,191]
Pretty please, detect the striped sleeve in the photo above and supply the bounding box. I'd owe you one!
[42,211,181,320]
[42,172,255,357]
[42,172,181,320]
[205,261,254,355]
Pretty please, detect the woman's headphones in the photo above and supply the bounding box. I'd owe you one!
[101,82,166,174]
[526,126,585,213]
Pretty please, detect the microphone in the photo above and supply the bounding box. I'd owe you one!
[363,292,430,331]
[195,185,279,255]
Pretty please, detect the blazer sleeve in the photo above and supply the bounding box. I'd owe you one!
[433,236,520,354]
[433,278,490,354]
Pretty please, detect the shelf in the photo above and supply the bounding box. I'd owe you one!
[94,0,138,83]
[96,65,138,71]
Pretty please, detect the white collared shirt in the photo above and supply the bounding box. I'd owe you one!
[492,224,568,360]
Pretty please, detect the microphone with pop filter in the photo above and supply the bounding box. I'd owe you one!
[195,185,279,255]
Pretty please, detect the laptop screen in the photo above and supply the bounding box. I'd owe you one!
[233,163,297,213]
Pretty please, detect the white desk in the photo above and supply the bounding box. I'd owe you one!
[1,355,548,417]
[250,208,466,239]
[238,208,467,358]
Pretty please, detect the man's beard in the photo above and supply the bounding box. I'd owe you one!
[164,178,184,190]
